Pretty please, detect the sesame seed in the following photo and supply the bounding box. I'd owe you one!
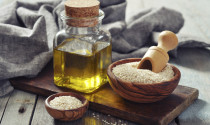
[49,96,83,110]
[112,62,174,83]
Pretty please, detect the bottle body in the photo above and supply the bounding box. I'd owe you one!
[53,11,112,93]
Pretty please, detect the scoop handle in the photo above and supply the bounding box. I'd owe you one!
[157,31,178,52]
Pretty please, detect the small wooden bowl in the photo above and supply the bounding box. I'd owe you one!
[45,92,89,121]
[107,58,181,103]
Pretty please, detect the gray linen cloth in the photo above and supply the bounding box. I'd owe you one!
[0,0,209,96]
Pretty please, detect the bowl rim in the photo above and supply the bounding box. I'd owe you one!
[45,92,89,111]
[107,58,181,86]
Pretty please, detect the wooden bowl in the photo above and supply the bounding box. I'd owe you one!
[45,92,89,121]
[107,58,181,103]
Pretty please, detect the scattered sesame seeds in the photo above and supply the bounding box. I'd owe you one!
[49,96,83,110]
[112,62,174,83]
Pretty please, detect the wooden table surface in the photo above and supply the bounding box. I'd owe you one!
[0,0,210,125]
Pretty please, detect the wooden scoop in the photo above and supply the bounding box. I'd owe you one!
[137,31,178,73]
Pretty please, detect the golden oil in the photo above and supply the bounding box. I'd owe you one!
[53,38,112,93]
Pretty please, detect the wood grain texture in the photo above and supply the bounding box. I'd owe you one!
[0,93,11,122]
[0,90,37,125]
[178,0,210,40]
[171,49,210,125]
[32,96,139,125]
[0,0,209,125]
[45,92,89,121]
[31,96,54,125]
[138,0,210,124]
[107,58,180,103]
[142,0,210,41]
[10,61,198,125]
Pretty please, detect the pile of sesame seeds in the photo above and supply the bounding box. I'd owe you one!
[49,96,83,110]
[112,62,174,83]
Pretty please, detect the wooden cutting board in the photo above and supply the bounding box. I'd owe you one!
[10,61,199,125]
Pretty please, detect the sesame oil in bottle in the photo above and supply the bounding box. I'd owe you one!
[53,0,112,93]
[53,38,111,93]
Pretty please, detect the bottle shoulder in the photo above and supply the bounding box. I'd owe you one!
[97,29,111,43]
[55,29,111,40]
[54,28,112,48]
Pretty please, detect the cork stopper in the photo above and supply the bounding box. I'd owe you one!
[65,0,100,27]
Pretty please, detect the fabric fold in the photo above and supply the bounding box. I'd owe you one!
[0,0,210,96]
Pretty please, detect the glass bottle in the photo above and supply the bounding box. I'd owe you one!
[53,9,112,93]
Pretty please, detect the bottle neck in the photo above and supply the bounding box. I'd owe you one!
[60,9,105,35]
[65,22,101,35]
